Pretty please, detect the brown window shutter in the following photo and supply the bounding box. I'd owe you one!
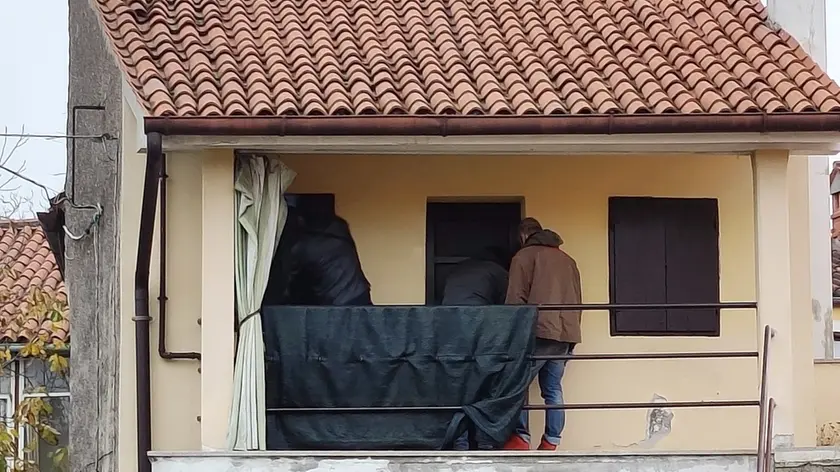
[663,198,720,335]
[609,197,667,334]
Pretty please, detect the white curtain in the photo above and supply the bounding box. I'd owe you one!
[227,154,296,450]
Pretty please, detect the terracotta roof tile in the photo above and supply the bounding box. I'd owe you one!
[93,0,840,118]
[0,221,67,344]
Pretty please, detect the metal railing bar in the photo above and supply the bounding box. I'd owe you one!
[757,325,772,472]
[764,398,776,472]
[525,400,760,410]
[266,400,759,414]
[536,302,757,310]
[531,351,759,361]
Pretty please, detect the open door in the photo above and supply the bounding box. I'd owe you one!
[425,201,522,305]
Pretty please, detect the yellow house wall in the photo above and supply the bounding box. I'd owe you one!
[116,104,825,460]
[818,305,840,433]
[279,153,759,450]
[815,362,840,434]
[118,108,208,472]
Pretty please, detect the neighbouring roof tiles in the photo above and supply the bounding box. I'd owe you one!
[93,0,840,117]
[0,221,68,344]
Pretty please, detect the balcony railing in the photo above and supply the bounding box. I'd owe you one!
[266,302,774,472]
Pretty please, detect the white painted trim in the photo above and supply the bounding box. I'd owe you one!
[775,447,840,465]
[0,394,10,419]
[148,449,757,458]
[21,392,71,399]
[1,393,11,472]
[122,79,147,154]
[162,132,840,155]
[0,395,10,470]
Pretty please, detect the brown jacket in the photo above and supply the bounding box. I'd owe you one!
[505,230,582,344]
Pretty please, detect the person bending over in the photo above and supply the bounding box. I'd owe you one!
[441,245,509,450]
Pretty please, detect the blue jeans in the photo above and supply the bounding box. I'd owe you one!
[515,340,573,445]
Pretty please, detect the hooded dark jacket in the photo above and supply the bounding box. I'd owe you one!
[264,211,371,306]
[441,249,509,306]
[505,230,582,344]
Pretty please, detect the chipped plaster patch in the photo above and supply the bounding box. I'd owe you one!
[612,394,673,449]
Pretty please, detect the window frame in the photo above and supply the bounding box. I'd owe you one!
[0,358,70,471]
[0,391,11,471]
[608,196,721,337]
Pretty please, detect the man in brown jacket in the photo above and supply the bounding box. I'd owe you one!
[503,217,581,451]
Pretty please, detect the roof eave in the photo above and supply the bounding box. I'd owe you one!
[144,113,840,137]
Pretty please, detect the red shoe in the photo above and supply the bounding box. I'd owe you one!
[538,437,557,451]
[502,435,531,450]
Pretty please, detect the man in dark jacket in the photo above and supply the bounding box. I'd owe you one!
[264,206,372,306]
[290,212,372,306]
[503,217,581,451]
[441,246,509,306]
[441,246,509,450]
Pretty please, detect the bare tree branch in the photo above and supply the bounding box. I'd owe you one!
[0,165,54,203]
[0,127,31,198]
[0,128,57,217]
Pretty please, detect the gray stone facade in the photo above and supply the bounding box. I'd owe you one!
[66,0,122,471]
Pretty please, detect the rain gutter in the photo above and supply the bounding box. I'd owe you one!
[144,113,840,136]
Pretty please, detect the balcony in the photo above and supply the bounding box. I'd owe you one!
[136,152,814,472]
[149,303,781,472]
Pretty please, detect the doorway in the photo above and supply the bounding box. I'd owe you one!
[425,201,523,305]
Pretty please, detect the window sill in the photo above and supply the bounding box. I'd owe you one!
[814,358,840,365]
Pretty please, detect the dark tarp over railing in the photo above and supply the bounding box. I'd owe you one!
[262,302,767,459]
[262,305,538,450]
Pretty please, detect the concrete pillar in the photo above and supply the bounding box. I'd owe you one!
[808,157,833,360]
[752,150,795,446]
[766,0,832,360]
[765,0,826,446]
[788,157,818,446]
[200,151,236,449]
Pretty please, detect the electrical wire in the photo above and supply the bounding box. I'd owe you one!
[0,133,116,141]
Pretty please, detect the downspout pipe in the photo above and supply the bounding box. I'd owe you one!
[135,131,162,472]
[158,153,201,360]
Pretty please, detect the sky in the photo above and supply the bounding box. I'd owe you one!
[0,0,837,217]
[0,0,68,216]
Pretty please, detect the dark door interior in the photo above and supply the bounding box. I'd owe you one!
[285,193,335,221]
[426,201,522,305]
